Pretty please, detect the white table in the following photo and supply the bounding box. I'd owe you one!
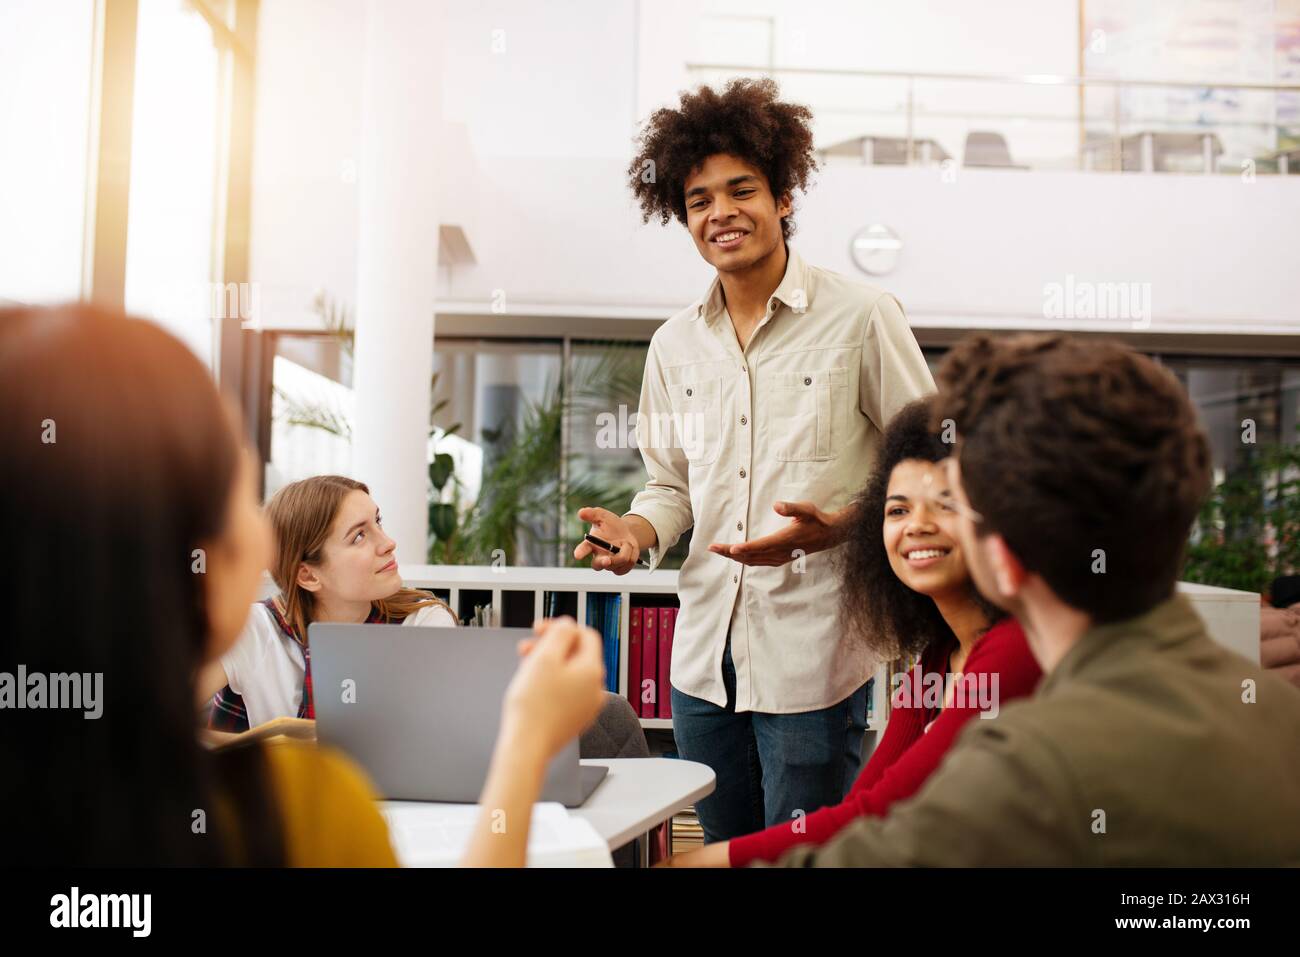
[1178,581,1261,662]
[378,757,714,867]
[575,758,715,855]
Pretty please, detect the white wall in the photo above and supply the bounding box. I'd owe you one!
[248,0,640,328]
[442,0,639,159]
[431,156,1300,334]
[803,164,1300,333]
[247,0,1300,337]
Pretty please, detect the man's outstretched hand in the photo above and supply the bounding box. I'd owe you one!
[573,506,642,575]
[708,501,849,567]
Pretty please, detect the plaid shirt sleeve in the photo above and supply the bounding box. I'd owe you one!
[207,684,250,733]
[207,599,381,731]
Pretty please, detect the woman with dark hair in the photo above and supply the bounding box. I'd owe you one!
[664,396,1044,867]
[0,304,604,866]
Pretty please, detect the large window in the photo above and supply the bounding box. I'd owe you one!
[923,347,1300,474]
[265,335,1299,570]
[566,341,691,565]
[1163,357,1300,477]
[0,0,96,304]
[429,340,564,566]
[0,0,252,371]
[567,340,652,511]
[123,0,223,365]
[266,333,700,568]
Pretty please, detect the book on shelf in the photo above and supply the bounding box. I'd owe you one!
[585,592,621,694]
[628,607,643,714]
[640,606,658,717]
[544,591,583,622]
[883,652,919,721]
[626,604,678,720]
[656,607,675,719]
[669,805,704,854]
[464,603,494,627]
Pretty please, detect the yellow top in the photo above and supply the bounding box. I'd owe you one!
[257,740,398,867]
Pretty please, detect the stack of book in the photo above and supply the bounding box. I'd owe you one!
[628,606,676,719]
[883,652,919,720]
[584,593,622,694]
[464,603,493,627]
[669,806,704,854]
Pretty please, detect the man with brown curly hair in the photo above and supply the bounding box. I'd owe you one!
[761,333,1300,866]
[572,78,935,842]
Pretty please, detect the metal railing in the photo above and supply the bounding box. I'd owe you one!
[685,63,1300,174]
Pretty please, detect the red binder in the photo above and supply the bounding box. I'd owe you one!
[628,608,642,713]
[640,607,658,718]
[657,607,676,719]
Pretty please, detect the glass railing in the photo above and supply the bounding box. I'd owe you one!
[686,64,1300,175]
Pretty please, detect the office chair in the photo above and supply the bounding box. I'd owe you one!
[580,692,650,760]
[964,130,1018,168]
[580,693,654,867]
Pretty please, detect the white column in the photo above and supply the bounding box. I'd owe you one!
[351,0,442,566]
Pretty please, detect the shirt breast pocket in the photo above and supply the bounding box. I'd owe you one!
[769,368,848,462]
[670,377,722,467]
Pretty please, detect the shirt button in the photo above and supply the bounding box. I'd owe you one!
[686,388,693,397]
[736,521,743,531]
[803,376,812,386]
[739,468,746,478]
[733,574,738,583]
[740,415,747,425]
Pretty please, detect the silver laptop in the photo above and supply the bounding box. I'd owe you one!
[309,623,608,807]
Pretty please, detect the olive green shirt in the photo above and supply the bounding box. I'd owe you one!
[764,593,1300,866]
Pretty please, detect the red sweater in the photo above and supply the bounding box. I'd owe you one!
[728,616,1041,867]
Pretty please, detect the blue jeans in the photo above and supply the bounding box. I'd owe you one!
[670,640,868,844]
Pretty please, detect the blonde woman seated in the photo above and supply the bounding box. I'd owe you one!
[202,475,456,731]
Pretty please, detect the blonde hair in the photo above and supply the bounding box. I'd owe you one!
[265,475,455,642]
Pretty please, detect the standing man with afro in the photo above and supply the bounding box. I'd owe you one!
[573,78,935,842]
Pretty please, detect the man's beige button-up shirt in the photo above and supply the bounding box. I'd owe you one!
[627,247,935,713]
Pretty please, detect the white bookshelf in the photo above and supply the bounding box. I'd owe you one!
[260,567,1260,735]
[399,565,683,731]
[399,565,906,735]
[395,565,909,733]
[258,563,683,729]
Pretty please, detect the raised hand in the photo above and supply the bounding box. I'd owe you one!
[707,500,843,567]
[573,506,642,575]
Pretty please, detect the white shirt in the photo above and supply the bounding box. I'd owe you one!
[220,601,456,728]
[626,247,935,713]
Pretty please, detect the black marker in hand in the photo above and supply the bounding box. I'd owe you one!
[584,533,651,569]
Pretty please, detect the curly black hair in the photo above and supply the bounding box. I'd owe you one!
[627,77,818,239]
[837,396,1007,661]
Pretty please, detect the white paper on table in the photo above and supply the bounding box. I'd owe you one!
[379,801,614,868]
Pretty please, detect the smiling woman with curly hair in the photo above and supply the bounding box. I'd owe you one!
[837,398,1006,660]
